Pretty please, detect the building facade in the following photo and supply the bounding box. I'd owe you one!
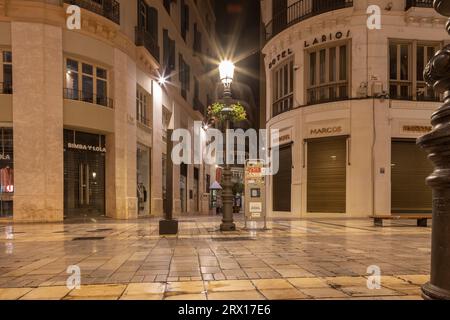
[0,0,216,222]
[261,0,447,218]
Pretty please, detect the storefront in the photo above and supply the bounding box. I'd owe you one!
[272,143,292,212]
[63,129,106,218]
[391,139,433,214]
[193,167,199,212]
[0,127,13,218]
[137,144,151,216]
[307,136,347,213]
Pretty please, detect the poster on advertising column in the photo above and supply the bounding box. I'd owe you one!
[245,159,266,222]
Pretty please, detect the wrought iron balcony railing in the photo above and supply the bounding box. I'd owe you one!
[405,0,434,10]
[64,88,114,108]
[64,0,120,25]
[135,27,160,62]
[0,82,12,94]
[265,0,353,41]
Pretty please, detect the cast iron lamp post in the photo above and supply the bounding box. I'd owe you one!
[418,0,450,300]
[219,60,236,231]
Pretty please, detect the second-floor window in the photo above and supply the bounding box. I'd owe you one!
[389,40,440,101]
[1,51,12,94]
[272,58,294,116]
[180,0,190,42]
[307,42,350,105]
[163,29,176,74]
[136,86,151,127]
[65,58,110,107]
[179,54,190,99]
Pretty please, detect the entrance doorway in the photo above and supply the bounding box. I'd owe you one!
[64,130,106,218]
[307,136,347,213]
[391,139,433,213]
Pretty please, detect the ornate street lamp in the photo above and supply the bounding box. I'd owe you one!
[218,60,236,231]
[418,0,450,300]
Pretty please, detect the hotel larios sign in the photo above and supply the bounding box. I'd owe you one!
[304,30,351,48]
[268,48,293,69]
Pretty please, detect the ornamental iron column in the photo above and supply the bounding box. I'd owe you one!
[218,60,236,232]
[220,88,236,231]
[417,0,450,300]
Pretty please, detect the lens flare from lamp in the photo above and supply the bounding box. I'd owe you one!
[158,76,166,85]
[219,60,235,86]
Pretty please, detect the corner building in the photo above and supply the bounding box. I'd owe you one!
[0,0,216,221]
[262,0,447,218]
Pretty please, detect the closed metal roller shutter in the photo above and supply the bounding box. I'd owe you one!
[272,144,292,212]
[307,136,347,213]
[391,140,432,214]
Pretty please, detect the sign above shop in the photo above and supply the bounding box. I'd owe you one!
[402,125,432,134]
[268,48,293,69]
[310,126,343,136]
[304,30,351,48]
[67,143,106,153]
[0,154,11,161]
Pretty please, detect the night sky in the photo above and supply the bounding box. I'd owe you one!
[214,0,262,127]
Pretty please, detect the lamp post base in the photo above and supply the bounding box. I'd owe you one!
[159,219,179,235]
[220,222,236,232]
[422,282,450,300]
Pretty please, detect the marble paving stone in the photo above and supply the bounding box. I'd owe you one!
[206,280,255,292]
[300,287,349,299]
[166,281,205,294]
[260,289,308,300]
[20,286,71,300]
[0,288,33,300]
[207,291,265,300]
[252,279,294,290]
[288,278,331,289]
[64,284,126,300]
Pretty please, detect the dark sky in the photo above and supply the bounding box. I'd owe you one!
[213,0,262,122]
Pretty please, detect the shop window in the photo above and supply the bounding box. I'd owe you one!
[64,58,112,108]
[136,85,152,127]
[389,40,440,101]
[1,50,12,94]
[306,42,349,105]
[272,58,294,117]
[0,128,14,217]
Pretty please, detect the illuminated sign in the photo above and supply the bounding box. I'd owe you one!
[402,125,432,133]
[304,30,351,48]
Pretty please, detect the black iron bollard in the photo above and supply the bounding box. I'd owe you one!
[417,0,450,300]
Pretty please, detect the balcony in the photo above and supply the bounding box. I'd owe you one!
[135,27,160,62]
[405,0,433,10]
[137,114,152,128]
[0,82,12,94]
[265,0,353,41]
[64,88,114,109]
[64,0,120,25]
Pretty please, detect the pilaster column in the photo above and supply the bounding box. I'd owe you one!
[12,22,64,222]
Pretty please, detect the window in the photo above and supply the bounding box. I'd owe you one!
[163,0,171,14]
[180,0,190,42]
[193,23,202,55]
[163,29,176,74]
[1,51,12,94]
[272,59,294,116]
[179,54,190,99]
[136,86,151,127]
[307,42,349,105]
[64,58,111,107]
[389,40,440,101]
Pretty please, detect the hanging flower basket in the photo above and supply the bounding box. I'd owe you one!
[207,102,247,123]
